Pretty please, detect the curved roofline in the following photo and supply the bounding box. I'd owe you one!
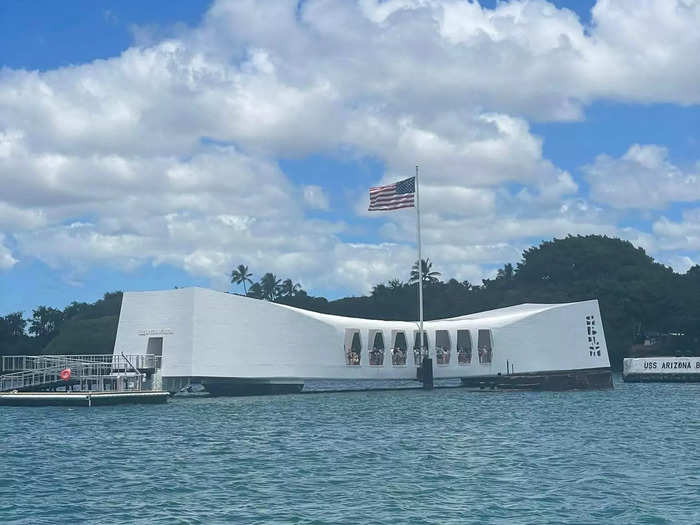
[130,287,598,328]
[274,298,598,327]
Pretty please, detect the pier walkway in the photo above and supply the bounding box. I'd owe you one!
[0,354,161,392]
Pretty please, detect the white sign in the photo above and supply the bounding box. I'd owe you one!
[137,328,173,336]
[624,357,700,375]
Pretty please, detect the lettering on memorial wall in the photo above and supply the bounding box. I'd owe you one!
[137,328,173,336]
[585,314,601,357]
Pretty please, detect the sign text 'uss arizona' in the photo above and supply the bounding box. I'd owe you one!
[629,357,700,374]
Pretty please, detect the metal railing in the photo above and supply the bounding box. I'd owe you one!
[0,354,162,392]
[1,365,71,392]
[2,354,161,374]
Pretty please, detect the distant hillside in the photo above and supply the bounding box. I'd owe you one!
[0,292,123,358]
[42,291,123,355]
[43,315,119,355]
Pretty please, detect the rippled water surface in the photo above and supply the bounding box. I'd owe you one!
[1,377,699,524]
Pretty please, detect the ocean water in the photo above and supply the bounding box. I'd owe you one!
[1,376,698,524]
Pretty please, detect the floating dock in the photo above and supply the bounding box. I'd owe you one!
[0,391,169,406]
[0,354,169,406]
[623,357,700,382]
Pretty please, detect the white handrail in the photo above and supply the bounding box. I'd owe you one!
[0,354,163,392]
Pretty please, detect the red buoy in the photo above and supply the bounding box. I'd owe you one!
[59,368,71,381]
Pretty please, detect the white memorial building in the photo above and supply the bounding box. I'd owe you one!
[113,287,613,394]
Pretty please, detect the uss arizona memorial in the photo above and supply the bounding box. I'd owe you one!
[113,287,613,393]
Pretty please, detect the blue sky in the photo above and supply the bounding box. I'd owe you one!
[0,0,698,317]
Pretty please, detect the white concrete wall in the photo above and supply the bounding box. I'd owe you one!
[493,300,610,374]
[113,288,194,377]
[191,288,341,379]
[114,288,610,381]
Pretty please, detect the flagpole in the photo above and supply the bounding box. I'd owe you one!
[415,165,432,389]
[416,165,424,350]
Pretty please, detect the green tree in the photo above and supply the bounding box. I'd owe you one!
[279,278,301,297]
[371,283,389,298]
[247,282,264,299]
[259,273,282,301]
[63,301,90,319]
[0,312,41,355]
[29,306,64,339]
[1,312,27,338]
[409,258,441,285]
[388,279,403,289]
[496,263,514,281]
[231,264,253,294]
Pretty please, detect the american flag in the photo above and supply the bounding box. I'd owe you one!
[368,176,415,211]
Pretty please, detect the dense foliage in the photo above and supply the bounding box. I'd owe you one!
[1,236,698,371]
[0,292,122,358]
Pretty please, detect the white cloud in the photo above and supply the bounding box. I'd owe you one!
[0,202,47,231]
[584,145,700,209]
[661,254,698,274]
[651,208,700,251]
[202,0,700,123]
[0,235,18,270]
[0,0,698,293]
[2,1,699,160]
[302,185,330,210]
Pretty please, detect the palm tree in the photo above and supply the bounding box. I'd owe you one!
[247,282,263,299]
[231,264,253,294]
[409,258,441,285]
[279,278,301,297]
[259,273,282,301]
[388,279,403,290]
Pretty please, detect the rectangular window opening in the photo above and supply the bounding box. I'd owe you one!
[344,329,362,366]
[391,331,408,366]
[477,329,493,364]
[435,330,451,365]
[457,330,472,365]
[369,330,385,366]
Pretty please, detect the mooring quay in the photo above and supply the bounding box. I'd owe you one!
[0,391,168,407]
[0,354,168,406]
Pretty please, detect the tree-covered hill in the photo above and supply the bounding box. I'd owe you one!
[0,292,122,358]
[2,235,698,371]
[43,315,119,355]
